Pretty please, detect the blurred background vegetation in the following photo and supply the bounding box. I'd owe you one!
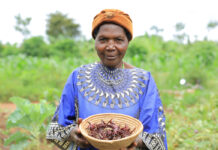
[0,12,217,150]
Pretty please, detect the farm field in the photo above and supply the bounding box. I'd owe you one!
[0,35,217,149]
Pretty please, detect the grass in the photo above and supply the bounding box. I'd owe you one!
[0,45,217,149]
[0,55,96,102]
[162,87,218,150]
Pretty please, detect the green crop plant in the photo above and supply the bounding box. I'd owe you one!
[4,97,55,150]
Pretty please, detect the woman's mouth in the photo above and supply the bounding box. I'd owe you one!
[106,55,117,60]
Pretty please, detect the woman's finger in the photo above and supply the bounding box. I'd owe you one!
[77,118,83,125]
[126,141,137,150]
[77,128,81,134]
[76,136,90,148]
[71,127,90,148]
[120,142,137,150]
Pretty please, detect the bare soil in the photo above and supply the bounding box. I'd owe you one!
[0,103,15,150]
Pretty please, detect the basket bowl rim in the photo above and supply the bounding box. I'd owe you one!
[79,113,143,144]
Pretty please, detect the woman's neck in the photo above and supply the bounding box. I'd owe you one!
[100,61,135,69]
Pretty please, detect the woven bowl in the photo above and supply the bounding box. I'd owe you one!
[79,113,143,150]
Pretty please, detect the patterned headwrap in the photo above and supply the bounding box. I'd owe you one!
[92,9,133,40]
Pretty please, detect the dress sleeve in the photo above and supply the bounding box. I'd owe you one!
[46,70,79,150]
[138,72,168,150]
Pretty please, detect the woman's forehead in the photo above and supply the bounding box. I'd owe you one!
[98,24,126,36]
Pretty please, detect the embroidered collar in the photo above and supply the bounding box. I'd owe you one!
[77,63,147,109]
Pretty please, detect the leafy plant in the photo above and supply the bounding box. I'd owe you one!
[20,36,50,57]
[50,39,80,58]
[0,43,20,57]
[5,97,55,150]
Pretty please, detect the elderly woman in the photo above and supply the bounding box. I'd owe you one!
[46,9,168,150]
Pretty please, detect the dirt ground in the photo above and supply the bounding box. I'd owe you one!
[0,103,16,150]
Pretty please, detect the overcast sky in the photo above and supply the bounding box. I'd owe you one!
[0,0,218,44]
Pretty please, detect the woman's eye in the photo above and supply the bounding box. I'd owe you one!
[116,38,123,41]
[99,38,106,41]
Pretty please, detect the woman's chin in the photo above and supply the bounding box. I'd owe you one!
[103,63,121,69]
[101,58,123,68]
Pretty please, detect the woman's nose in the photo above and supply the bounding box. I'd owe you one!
[106,40,115,50]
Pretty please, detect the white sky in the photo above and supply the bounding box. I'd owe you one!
[0,0,218,44]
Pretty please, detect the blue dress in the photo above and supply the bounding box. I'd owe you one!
[46,63,168,150]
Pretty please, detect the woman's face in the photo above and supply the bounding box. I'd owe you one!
[95,23,129,68]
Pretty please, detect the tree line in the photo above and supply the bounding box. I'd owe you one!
[14,11,218,43]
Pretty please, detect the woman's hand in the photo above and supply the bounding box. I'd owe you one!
[69,118,91,148]
[120,136,145,150]
[120,141,138,150]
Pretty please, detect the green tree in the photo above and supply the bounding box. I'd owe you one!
[174,22,188,43]
[207,21,218,30]
[46,11,81,42]
[175,22,185,32]
[150,25,164,35]
[50,39,80,58]
[206,21,218,40]
[20,36,50,57]
[14,14,31,38]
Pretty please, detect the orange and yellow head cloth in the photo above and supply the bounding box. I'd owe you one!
[92,9,133,40]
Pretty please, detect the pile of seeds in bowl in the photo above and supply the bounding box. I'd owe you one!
[86,119,135,140]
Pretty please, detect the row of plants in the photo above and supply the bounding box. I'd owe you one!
[4,93,216,150]
[0,36,95,58]
[1,34,217,65]
[1,34,218,149]
[1,34,217,102]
